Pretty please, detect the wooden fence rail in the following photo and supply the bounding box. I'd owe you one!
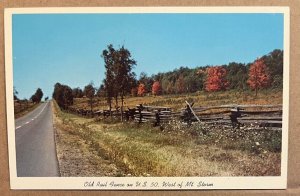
[181,102,282,128]
[66,101,282,128]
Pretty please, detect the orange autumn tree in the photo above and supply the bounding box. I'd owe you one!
[152,81,161,96]
[247,58,270,96]
[205,66,229,91]
[137,83,146,96]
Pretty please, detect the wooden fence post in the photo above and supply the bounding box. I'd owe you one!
[229,107,242,129]
[185,101,201,125]
[137,104,145,124]
[154,109,161,127]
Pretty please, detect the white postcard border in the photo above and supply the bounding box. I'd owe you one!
[4,6,290,190]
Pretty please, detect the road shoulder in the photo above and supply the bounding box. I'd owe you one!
[52,101,122,177]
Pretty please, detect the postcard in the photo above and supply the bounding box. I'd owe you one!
[4,7,289,190]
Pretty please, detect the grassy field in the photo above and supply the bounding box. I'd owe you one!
[70,89,283,112]
[53,89,282,177]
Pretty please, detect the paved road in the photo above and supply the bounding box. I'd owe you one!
[15,101,60,177]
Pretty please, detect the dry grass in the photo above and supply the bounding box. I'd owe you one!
[52,102,124,177]
[53,100,281,177]
[71,89,282,111]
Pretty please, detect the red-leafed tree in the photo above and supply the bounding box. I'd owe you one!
[205,66,229,91]
[247,58,270,96]
[152,81,161,96]
[137,83,146,96]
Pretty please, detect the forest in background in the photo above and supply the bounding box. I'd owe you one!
[131,49,283,96]
[53,48,283,114]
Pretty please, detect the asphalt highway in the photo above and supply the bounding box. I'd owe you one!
[15,101,60,177]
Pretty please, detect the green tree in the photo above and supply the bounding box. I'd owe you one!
[31,88,43,103]
[161,77,172,94]
[84,83,96,115]
[13,86,19,100]
[261,49,283,88]
[113,46,137,121]
[185,70,204,93]
[97,84,105,97]
[102,45,116,116]
[175,74,186,94]
[226,62,248,90]
[72,87,84,98]
[102,45,137,121]
[52,83,73,109]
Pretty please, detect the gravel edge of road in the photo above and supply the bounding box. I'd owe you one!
[51,101,62,177]
[51,101,123,177]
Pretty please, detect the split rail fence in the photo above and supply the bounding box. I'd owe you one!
[67,102,282,128]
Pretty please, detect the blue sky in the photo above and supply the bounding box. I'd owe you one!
[12,13,283,99]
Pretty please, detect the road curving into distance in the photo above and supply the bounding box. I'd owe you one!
[15,101,60,177]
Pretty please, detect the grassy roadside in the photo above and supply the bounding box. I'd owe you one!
[52,101,124,177]
[53,101,281,177]
[14,102,41,119]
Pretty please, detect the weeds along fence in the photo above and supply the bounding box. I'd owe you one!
[66,102,282,128]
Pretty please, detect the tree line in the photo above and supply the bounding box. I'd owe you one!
[52,46,283,121]
[14,87,45,103]
[133,49,283,96]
